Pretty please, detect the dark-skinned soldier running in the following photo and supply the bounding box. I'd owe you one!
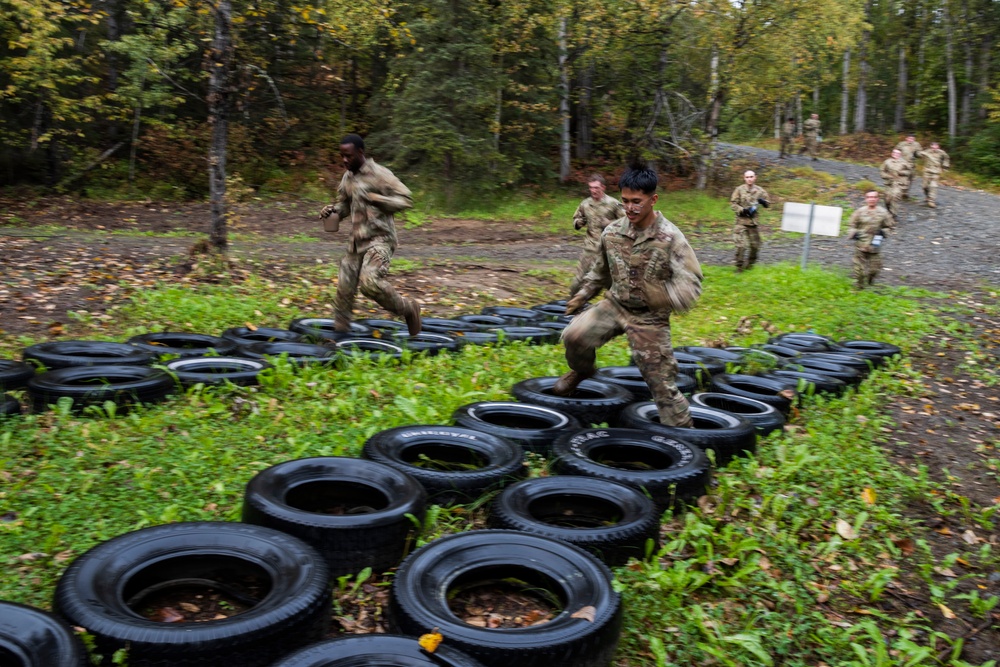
[553,159,703,428]
[319,134,422,335]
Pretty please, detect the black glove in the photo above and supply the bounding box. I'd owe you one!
[848,231,859,240]
[757,198,770,208]
[740,208,752,217]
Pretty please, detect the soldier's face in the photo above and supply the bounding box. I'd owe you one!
[892,150,902,159]
[906,136,915,143]
[340,144,365,173]
[743,172,756,185]
[588,181,605,201]
[865,192,879,207]
[621,188,657,227]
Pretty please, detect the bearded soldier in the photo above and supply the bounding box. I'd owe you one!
[569,174,626,300]
[554,159,702,428]
[729,170,771,272]
[917,142,950,208]
[801,113,821,161]
[879,149,911,222]
[779,117,796,159]
[847,191,896,290]
[893,135,923,197]
[319,134,422,335]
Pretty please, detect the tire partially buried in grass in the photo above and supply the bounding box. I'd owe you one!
[165,356,272,387]
[389,530,622,667]
[551,428,711,509]
[126,332,237,358]
[362,426,525,506]
[0,358,35,391]
[22,341,154,368]
[709,373,796,415]
[238,342,338,366]
[451,401,581,455]
[511,376,634,427]
[53,522,331,667]
[26,365,174,413]
[593,366,695,400]
[617,402,757,465]
[0,601,87,667]
[689,392,785,436]
[271,634,486,667]
[1,393,21,416]
[241,457,427,578]
[488,476,659,566]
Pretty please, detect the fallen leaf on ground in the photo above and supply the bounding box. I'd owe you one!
[571,605,596,622]
[836,519,858,540]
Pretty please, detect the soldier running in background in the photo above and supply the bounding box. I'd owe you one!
[319,134,422,335]
[554,159,702,428]
[894,135,923,198]
[729,170,770,272]
[917,142,950,208]
[779,117,796,159]
[568,174,625,301]
[847,191,896,290]
[801,113,821,161]
[879,149,911,222]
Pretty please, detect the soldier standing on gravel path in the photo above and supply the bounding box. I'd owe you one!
[319,134,422,335]
[880,149,911,222]
[894,135,923,198]
[918,142,950,209]
[779,117,796,159]
[553,159,703,428]
[847,190,896,290]
[729,170,771,272]
[569,174,626,301]
[801,114,821,161]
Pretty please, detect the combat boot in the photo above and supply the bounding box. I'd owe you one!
[403,298,422,336]
[334,314,352,332]
[552,370,592,397]
[928,201,937,208]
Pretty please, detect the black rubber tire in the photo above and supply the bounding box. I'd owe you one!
[754,343,802,360]
[165,356,272,387]
[672,351,725,386]
[689,392,785,437]
[780,359,863,386]
[355,318,409,334]
[393,332,462,356]
[709,373,796,415]
[362,426,525,506]
[1,393,21,416]
[674,346,744,364]
[765,336,828,353]
[242,457,427,578]
[0,601,86,667]
[238,342,338,366]
[389,531,622,667]
[592,366,695,400]
[510,376,634,427]
[488,476,659,566]
[0,358,37,391]
[535,320,572,334]
[26,366,174,413]
[451,401,581,455]
[551,428,711,508]
[773,332,835,348]
[763,370,847,397]
[126,332,237,358]
[23,341,154,369]
[492,326,560,345]
[836,340,901,362]
[53,522,331,667]
[450,331,501,345]
[335,338,404,361]
[480,306,547,325]
[271,634,486,667]
[532,303,569,317]
[221,327,303,345]
[454,314,511,329]
[420,318,482,334]
[617,402,758,465]
[288,318,373,343]
[794,352,875,375]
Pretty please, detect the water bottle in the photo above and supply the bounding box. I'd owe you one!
[871,234,884,249]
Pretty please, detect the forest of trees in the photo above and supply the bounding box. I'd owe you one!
[3,0,1000,208]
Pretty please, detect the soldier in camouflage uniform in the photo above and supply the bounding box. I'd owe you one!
[893,135,923,197]
[779,117,796,159]
[569,174,626,300]
[801,113,821,161]
[917,142,950,208]
[879,149,911,222]
[319,134,422,335]
[847,191,896,289]
[729,170,771,272]
[554,160,703,428]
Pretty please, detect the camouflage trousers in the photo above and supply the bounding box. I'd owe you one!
[780,136,794,157]
[883,184,904,220]
[802,135,818,159]
[569,249,601,299]
[923,173,941,205]
[561,298,692,427]
[903,164,917,195]
[853,249,882,287]
[733,223,761,271]
[334,238,406,327]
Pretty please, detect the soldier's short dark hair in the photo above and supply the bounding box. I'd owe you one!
[619,158,657,194]
[587,173,606,186]
[340,134,365,152]
[788,117,795,122]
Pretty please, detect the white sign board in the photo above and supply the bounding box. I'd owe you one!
[781,202,843,237]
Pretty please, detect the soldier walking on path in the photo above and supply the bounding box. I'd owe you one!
[553,159,703,428]
[801,113,821,161]
[879,148,911,223]
[847,190,896,290]
[319,134,422,335]
[568,174,625,300]
[729,170,771,272]
[918,142,950,208]
[779,117,796,159]
[894,135,923,198]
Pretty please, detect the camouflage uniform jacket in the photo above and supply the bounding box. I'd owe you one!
[894,141,923,165]
[919,148,950,175]
[330,158,413,253]
[573,194,626,252]
[880,157,912,186]
[576,211,702,316]
[781,121,796,138]
[803,118,821,137]
[730,184,770,226]
[848,205,895,253]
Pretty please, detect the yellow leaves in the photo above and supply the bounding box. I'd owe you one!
[861,487,876,505]
[938,603,957,619]
[417,629,443,653]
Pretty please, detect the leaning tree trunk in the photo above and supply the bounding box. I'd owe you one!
[840,48,850,135]
[207,0,233,253]
[558,16,570,183]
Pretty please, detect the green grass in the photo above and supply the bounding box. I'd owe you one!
[1,263,996,666]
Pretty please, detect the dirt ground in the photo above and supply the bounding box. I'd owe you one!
[2,149,999,661]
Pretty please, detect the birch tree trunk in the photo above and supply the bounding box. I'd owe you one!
[959,1,974,132]
[894,45,907,132]
[840,48,850,135]
[853,33,869,132]
[558,16,570,183]
[207,0,233,253]
[575,63,593,159]
[697,45,720,191]
[774,101,781,139]
[943,0,958,140]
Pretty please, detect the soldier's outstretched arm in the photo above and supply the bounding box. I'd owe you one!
[367,170,413,213]
[663,237,703,314]
[569,239,612,310]
[572,203,586,230]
